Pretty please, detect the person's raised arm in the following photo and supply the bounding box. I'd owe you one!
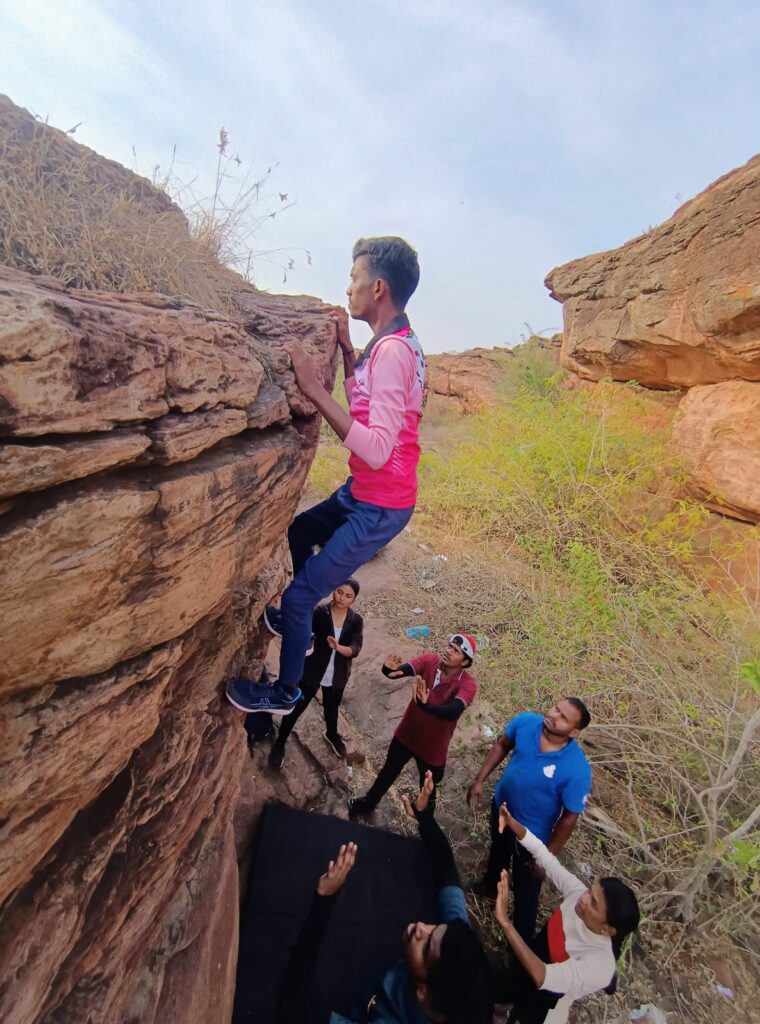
[381,653,414,679]
[275,843,358,1024]
[285,341,354,440]
[326,306,357,381]
[341,339,413,469]
[414,675,470,720]
[494,869,546,988]
[466,734,514,811]
[498,804,585,900]
[401,773,461,897]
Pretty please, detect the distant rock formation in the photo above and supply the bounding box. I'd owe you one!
[0,273,337,1020]
[545,154,760,592]
[424,348,509,412]
[546,154,760,390]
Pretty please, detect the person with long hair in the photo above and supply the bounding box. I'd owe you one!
[491,802,640,1024]
[268,578,363,769]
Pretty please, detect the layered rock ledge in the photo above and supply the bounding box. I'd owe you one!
[0,264,338,1023]
[546,154,760,389]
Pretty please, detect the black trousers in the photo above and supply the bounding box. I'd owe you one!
[363,737,445,812]
[484,800,543,941]
[276,685,342,745]
[490,920,560,1024]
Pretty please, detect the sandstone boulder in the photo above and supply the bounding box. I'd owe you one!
[672,380,760,523]
[546,154,760,389]
[0,266,338,1023]
[425,348,511,412]
[0,431,151,498]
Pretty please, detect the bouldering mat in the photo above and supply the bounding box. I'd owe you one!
[233,803,437,1023]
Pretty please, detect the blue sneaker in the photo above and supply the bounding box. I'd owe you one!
[263,606,315,656]
[263,605,283,637]
[226,677,302,715]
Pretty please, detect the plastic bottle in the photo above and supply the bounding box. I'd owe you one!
[405,625,431,639]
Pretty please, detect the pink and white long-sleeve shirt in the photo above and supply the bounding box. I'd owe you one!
[342,319,425,509]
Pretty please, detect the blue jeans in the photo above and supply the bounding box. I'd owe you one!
[278,480,413,687]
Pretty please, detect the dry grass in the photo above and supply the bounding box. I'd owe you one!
[0,96,241,311]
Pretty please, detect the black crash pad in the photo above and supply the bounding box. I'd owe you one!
[233,804,437,1023]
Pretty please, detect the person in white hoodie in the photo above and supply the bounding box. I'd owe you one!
[492,802,639,1024]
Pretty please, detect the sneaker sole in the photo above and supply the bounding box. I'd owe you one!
[225,691,298,716]
[263,608,282,638]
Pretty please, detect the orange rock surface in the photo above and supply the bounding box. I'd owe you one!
[0,266,337,1023]
[546,154,760,389]
[672,380,760,523]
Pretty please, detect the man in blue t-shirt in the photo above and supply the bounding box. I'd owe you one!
[466,697,592,941]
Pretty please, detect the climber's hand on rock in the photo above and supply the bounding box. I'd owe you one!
[285,341,322,399]
[323,306,353,354]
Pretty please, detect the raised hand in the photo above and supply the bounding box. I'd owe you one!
[494,869,511,931]
[401,769,435,819]
[327,635,338,650]
[414,675,429,704]
[317,842,358,896]
[498,802,527,841]
[383,653,405,679]
[284,340,321,399]
[333,308,353,354]
[498,802,512,834]
[320,304,353,354]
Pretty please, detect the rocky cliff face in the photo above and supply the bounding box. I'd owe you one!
[0,265,338,1023]
[546,154,760,534]
[546,154,760,390]
[672,381,760,524]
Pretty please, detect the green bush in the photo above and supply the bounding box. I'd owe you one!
[310,348,759,934]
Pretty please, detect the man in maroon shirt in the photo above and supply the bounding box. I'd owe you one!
[349,633,477,818]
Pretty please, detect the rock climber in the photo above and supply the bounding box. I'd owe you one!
[226,236,425,716]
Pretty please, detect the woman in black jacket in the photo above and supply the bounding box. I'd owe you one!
[268,579,363,769]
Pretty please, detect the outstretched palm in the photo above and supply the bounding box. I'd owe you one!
[402,770,435,819]
[494,869,511,930]
[317,842,358,896]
